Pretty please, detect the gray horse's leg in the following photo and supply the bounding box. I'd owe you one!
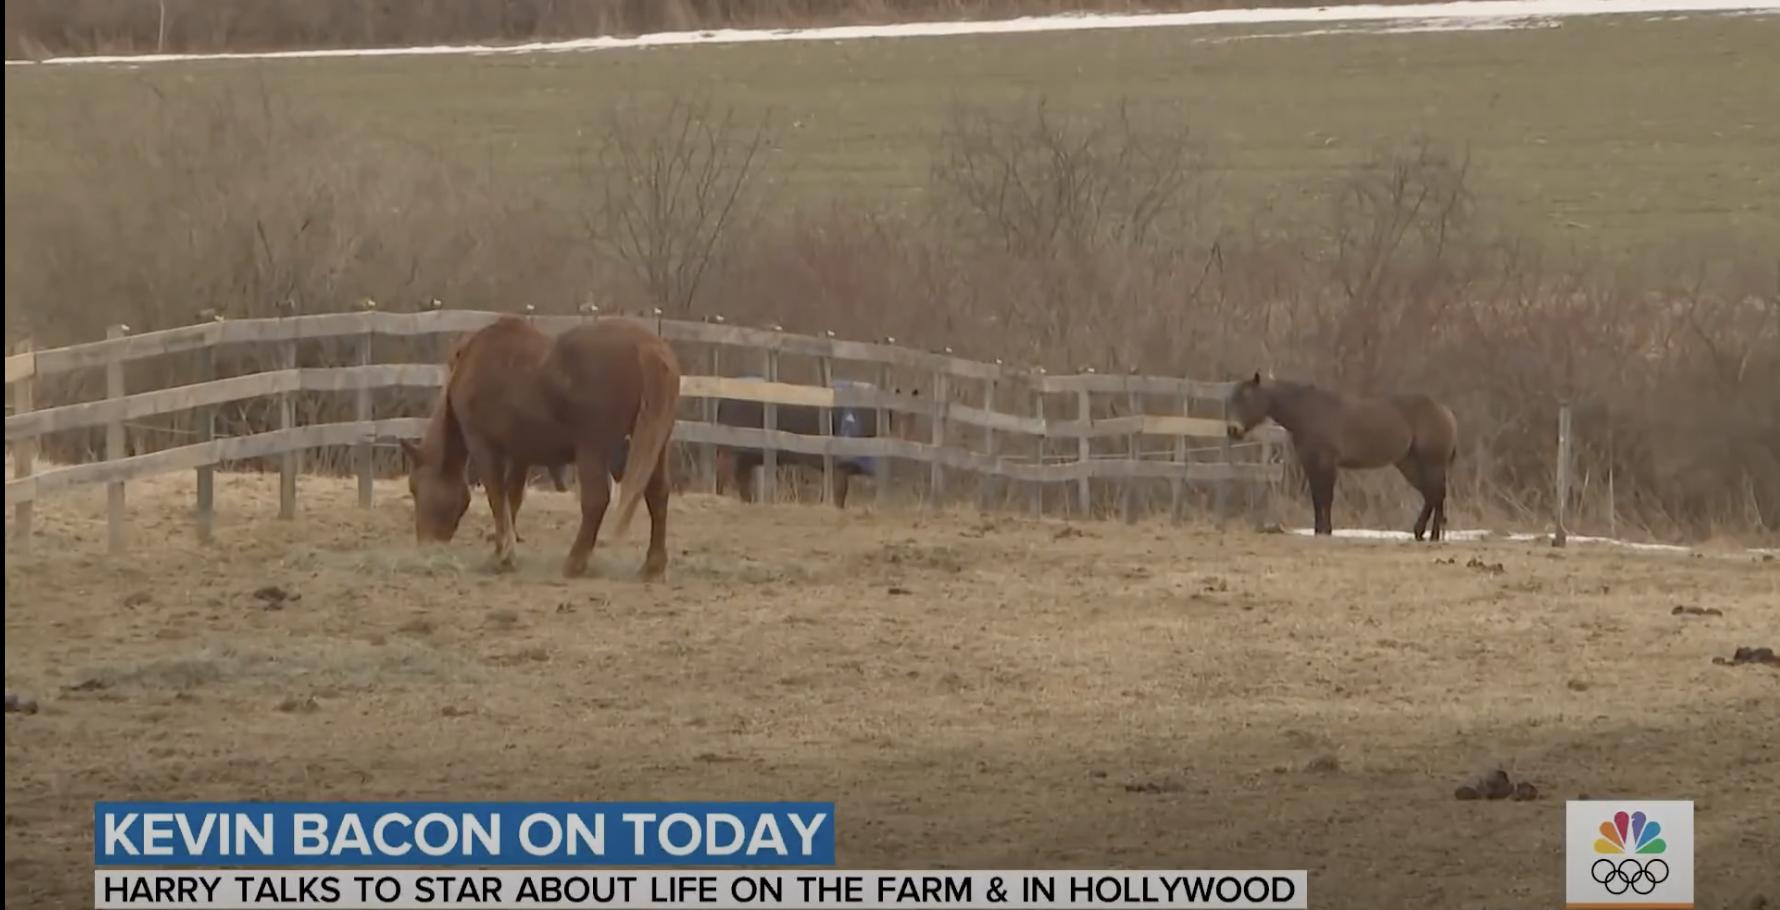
[1397,458,1435,541]
[1302,453,1337,536]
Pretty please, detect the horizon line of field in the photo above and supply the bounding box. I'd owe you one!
[10,0,1780,67]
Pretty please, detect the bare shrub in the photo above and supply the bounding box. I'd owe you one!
[578,94,775,316]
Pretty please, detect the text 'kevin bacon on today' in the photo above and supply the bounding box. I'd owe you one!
[92,801,1310,909]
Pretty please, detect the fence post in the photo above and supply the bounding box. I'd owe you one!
[876,358,892,510]
[819,341,835,506]
[106,324,129,554]
[1123,382,1139,525]
[1075,378,1092,519]
[761,343,779,505]
[356,299,376,508]
[1217,392,1234,530]
[1554,401,1572,548]
[929,367,948,511]
[1171,391,1189,525]
[1031,370,1047,518]
[194,311,220,543]
[10,338,35,551]
[278,300,299,520]
[979,370,1000,512]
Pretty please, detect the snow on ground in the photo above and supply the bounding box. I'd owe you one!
[7,0,1779,66]
[1286,526,1777,559]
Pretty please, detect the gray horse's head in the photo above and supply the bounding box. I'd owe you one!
[1226,372,1272,440]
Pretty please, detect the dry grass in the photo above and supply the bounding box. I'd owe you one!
[6,468,1777,908]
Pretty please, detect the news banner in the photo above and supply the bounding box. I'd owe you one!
[93,802,1308,909]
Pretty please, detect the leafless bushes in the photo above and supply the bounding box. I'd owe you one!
[6,84,1775,537]
[580,95,775,316]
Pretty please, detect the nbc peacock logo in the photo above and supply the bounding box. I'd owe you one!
[1566,801,1693,909]
[1591,811,1668,895]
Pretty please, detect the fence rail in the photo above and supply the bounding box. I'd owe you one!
[6,309,1286,552]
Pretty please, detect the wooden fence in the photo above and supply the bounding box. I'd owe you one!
[5,308,1286,553]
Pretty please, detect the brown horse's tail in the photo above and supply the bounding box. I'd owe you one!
[609,342,680,539]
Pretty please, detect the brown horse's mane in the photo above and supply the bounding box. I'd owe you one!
[419,345,471,476]
[1259,378,1340,437]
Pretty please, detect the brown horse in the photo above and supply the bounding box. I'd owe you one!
[1225,373,1458,541]
[400,315,682,578]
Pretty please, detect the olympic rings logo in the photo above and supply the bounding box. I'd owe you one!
[1592,858,1670,896]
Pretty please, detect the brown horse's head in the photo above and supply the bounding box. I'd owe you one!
[1226,372,1273,440]
[399,437,472,544]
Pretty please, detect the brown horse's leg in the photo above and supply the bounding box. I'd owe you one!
[476,452,519,573]
[639,446,672,581]
[504,462,531,544]
[1397,458,1435,542]
[563,448,613,579]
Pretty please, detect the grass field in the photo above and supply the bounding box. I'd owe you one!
[6,11,1779,254]
[5,469,1778,907]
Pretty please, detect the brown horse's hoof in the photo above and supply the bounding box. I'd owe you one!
[562,558,593,579]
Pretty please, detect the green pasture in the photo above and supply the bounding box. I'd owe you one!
[6,11,1779,253]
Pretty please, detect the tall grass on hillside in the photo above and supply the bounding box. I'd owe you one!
[5,85,1775,538]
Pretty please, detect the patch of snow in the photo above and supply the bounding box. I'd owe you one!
[7,0,1778,67]
[1285,526,1776,559]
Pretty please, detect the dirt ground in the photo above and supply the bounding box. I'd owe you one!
[5,468,1777,909]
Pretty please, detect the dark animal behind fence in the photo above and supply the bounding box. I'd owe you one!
[714,379,913,508]
[1226,372,1458,541]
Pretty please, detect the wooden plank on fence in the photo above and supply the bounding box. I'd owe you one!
[5,416,1281,508]
[106,325,128,554]
[26,310,1250,402]
[10,339,34,551]
[6,419,430,506]
[680,375,835,408]
[5,364,446,442]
